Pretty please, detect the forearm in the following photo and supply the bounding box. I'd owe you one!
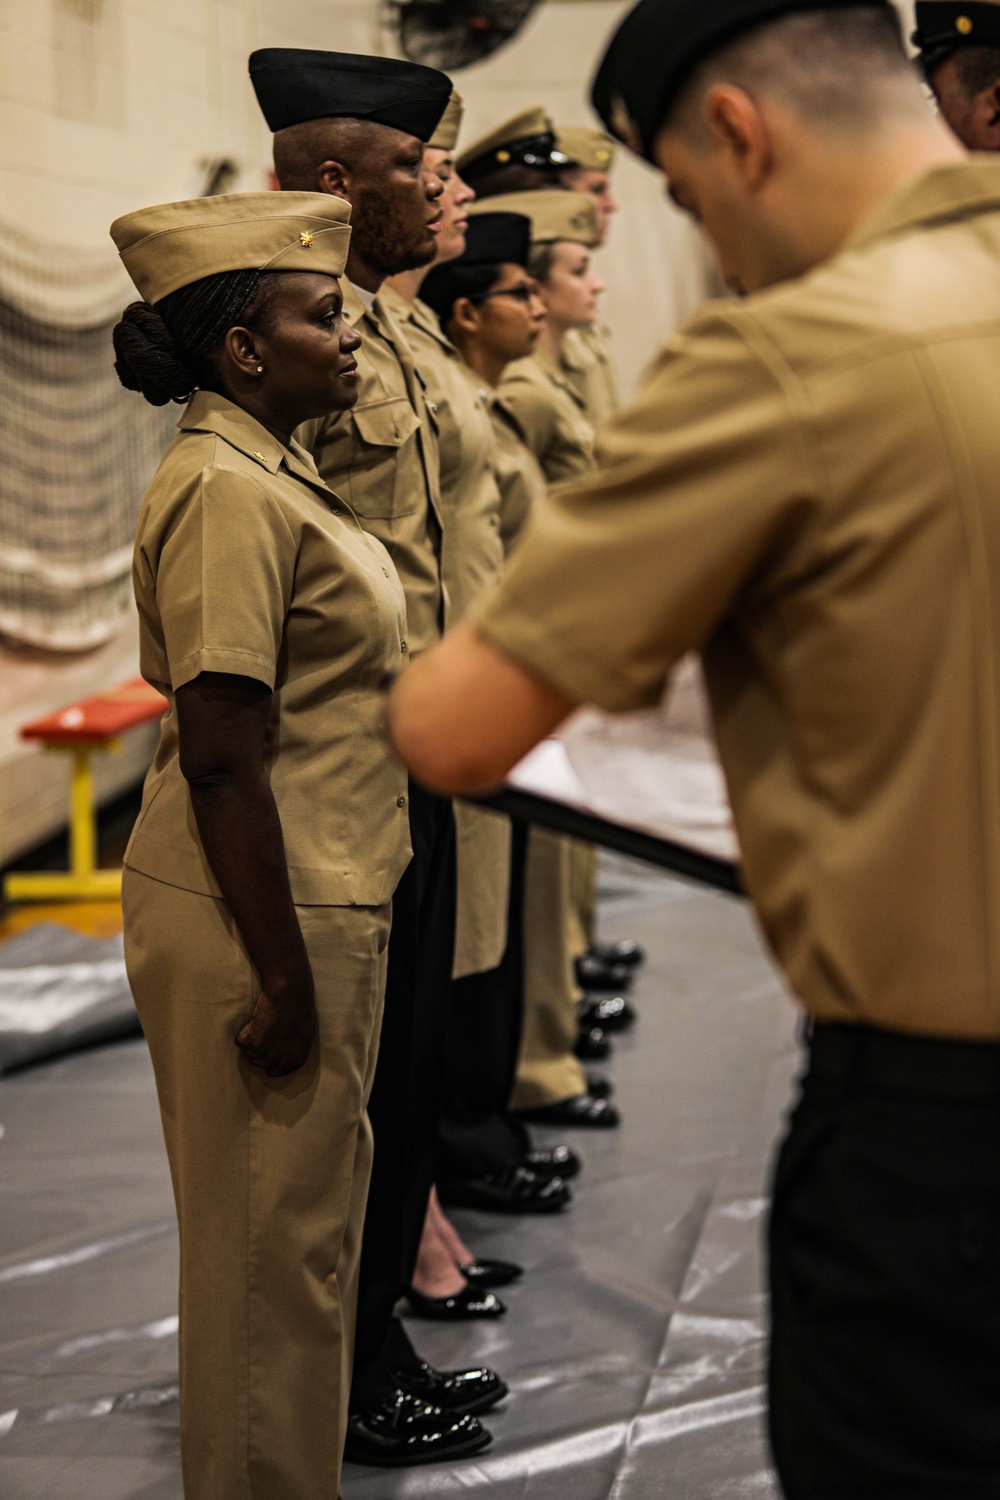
[188,770,311,998]
[387,619,576,794]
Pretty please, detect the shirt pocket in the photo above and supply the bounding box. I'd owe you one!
[349,398,421,519]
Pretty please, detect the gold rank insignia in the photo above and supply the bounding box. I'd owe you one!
[957,14,974,32]
[496,149,511,163]
[299,230,314,247]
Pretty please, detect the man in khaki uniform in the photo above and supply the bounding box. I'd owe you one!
[913,0,1000,148]
[386,2,1000,1493]
[249,48,506,1465]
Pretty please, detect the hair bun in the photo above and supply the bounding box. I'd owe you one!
[112,301,198,407]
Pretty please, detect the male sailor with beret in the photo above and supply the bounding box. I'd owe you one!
[249,48,501,1467]
[386,1,1000,1492]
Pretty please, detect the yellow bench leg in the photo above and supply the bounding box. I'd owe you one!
[3,742,123,903]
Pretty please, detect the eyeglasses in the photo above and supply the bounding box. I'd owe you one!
[468,281,539,307]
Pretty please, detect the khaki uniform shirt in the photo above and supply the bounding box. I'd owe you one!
[299,280,445,654]
[498,349,595,485]
[480,161,1000,1040]
[126,390,411,907]
[560,324,620,431]
[490,396,547,557]
[382,286,512,977]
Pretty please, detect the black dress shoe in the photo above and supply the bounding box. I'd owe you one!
[514,1093,621,1129]
[523,1144,582,1180]
[459,1256,524,1289]
[588,938,646,969]
[344,1390,491,1467]
[575,953,634,993]
[575,1024,613,1060]
[578,994,637,1032]
[395,1361,508,1415]
[406,1283,506,1320]
[585,1073,614,1100]
[439,1164,572,1213]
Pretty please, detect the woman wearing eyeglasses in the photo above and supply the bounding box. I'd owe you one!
[434,194,624,1138]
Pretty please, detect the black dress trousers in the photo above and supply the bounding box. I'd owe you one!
[769,1021,1000,1500]
[437,820,531,1185]
[351,779,456,1407]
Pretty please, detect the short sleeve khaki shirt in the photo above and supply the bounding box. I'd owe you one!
[489,395,547,557]
[381,287,513,978]
[498,350,594,484]
[560,324,620,431]
[480,162,1000,1040]
[298,279,445,654]
[126,390,411,907]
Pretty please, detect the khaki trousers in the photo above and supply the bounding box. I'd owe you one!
[122,868,389,1500]
[511,828,589,1110]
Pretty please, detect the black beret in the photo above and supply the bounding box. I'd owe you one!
[456,212,532,267]
[420,213,531,323]
[913,2,1000,76]
[249,49,453,141]
[591,0,896,161]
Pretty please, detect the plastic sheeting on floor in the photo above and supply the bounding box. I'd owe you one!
[0,859,799,1499]
[0,923,140,1076]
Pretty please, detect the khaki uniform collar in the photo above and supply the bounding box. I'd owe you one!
[534,347,588,410]
[846,159,1000,255]
[378,283,455,356]
[178,389,331,494]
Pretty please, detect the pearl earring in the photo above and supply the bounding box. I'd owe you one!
[256,365,264,374]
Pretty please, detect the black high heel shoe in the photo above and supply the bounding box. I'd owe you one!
[406,1283,507,1320]
[459,1257,524,1289]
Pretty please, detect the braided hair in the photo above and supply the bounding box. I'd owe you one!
[113,269,278,407]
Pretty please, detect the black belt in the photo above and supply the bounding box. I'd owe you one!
[808,1021,1000,1102]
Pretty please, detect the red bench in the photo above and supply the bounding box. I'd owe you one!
[4,678,167,903]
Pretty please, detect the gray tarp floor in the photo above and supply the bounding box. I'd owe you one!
[0,857,799,1499]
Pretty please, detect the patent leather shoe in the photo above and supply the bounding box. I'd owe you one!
[406,1283,506,1320]
[578,994,637,1032]
[523,1144,582,1180]
[344,1390,491,1467]
[438,1164,572,1213]
[575,1024,613,1060]
[585,1073,614,1100]
[395,1360,508,1415]
[459,1256,524,1289]
[588,938,646,969]
[575,953,634,992]
[514,1092,621,1129]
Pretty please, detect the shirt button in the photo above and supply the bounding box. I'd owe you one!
[400,641,408,654]
[382,567,390,577]
[397,795,407,807]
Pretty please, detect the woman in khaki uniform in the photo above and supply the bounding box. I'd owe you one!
[463,192,620,1127]
[108,192,473,1499]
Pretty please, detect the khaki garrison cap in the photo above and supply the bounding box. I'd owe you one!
[456,106,570,181]
[469,190,599,247]
[429,88,464,150]
[110,192,352,305]
[556,126,617,172]
[913,1,1000,74]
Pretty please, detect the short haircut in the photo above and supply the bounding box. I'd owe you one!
[668,7,918,141]
[951,46,1000,99]
[273,116,382,190]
